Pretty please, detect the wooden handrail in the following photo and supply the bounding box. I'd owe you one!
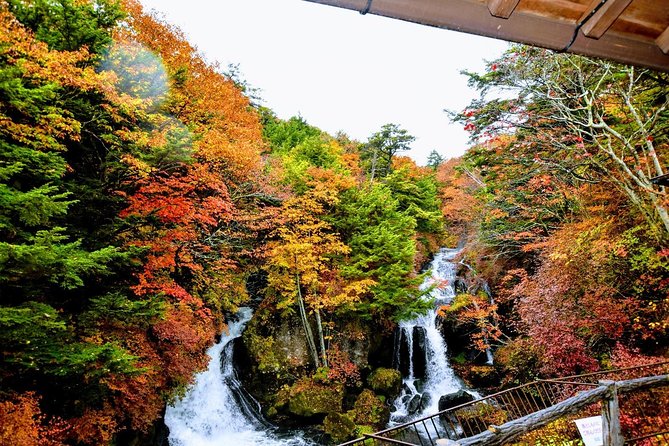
[457,384,610,446]
[337,369,669,446]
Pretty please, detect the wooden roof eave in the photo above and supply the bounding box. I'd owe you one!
[304,0,669,72]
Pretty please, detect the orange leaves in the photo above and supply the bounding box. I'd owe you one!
[0,393,69,446]
[441,292,502,352]
[0,393,43,446]
[435,158,482,238]
[104,373,164,432]
[326,345,361,386]
[120,162,236,310]
[118,0,264,184]
[151,304,215,385]
[68,408,117,446]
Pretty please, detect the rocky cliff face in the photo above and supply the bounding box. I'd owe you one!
[234,304,400,443]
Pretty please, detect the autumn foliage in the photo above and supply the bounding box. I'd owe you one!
[5,0,666,442]
[440,46,669,379]
[0,0,270,441]
[0,0,451,442]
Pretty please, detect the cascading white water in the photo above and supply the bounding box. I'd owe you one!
[165,307,312,446]
[390,248,475,423]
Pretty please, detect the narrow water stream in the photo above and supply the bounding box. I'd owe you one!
[164,307,312,446]
[390,248,475,424]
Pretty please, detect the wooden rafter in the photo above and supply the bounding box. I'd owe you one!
[658,27,669,55]
[581,0,632,39]
[487,0,521,19]
[303,0,669,73]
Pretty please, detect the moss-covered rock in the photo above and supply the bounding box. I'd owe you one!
[323,412,356,444]
[351,389,389,427]
[242,312,310,376]
[281,378,344,418]
[367,367,401,397]
[238,307,312,407]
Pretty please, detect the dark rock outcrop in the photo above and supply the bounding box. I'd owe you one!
[438,390,475,412]
[407,394,422,414]
[412,326,427,380]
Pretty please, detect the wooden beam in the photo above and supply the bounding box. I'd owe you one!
[487,0,521,19]
[579,0,604,22]
[303,0,669,73]
[651,173,669,186]
[657,27,669,55]
[600,381,624,446]
[457,385,610,446]
[581,0,632,39]
[616,374,669,392]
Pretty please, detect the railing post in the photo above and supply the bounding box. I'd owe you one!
[599,380,623,446]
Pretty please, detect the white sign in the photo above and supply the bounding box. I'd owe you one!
[574,416,603,446]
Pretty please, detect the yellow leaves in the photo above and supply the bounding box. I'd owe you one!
[319,278,376,311]
[267,182,357,313]
[546,216,616,267]
[102,41,168,103]
[120,154,153,178]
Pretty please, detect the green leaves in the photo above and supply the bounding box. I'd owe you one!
[334,184,430,320]
[0,302,139,379]
[0,302,67,340]
[0,184,73,227]
[0,228,121,289]
[6,0,124,55]
[84,293,165,327]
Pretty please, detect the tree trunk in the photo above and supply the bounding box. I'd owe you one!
[295,274,320,368]
[369,148,378,183]
[314,308,328,367]
[650,193,669,235]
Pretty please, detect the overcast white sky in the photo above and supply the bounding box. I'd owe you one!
[138,0,508,165]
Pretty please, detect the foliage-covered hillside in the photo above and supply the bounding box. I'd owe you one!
[440,47,668,385]
[0,1,445,443]
[1,1,667,444]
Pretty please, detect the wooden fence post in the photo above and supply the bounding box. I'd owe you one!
[600,380,623,446]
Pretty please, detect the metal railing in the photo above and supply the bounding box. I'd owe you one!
[338,361,669,446]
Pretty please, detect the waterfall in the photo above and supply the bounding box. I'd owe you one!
[390,248,475,423]
[165,307,312,446]
[481,282,494,365]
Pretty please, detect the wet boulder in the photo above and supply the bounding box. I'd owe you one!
[407,394,422,414]
[395,328,411,377]
[438,390,475,411]
[419,393,431,412]
[413,378,425,394]
[412,326,427,380]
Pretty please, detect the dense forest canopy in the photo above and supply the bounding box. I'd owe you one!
[444,47,668,379]
[0,1,444,442]
[0,1,666,444]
